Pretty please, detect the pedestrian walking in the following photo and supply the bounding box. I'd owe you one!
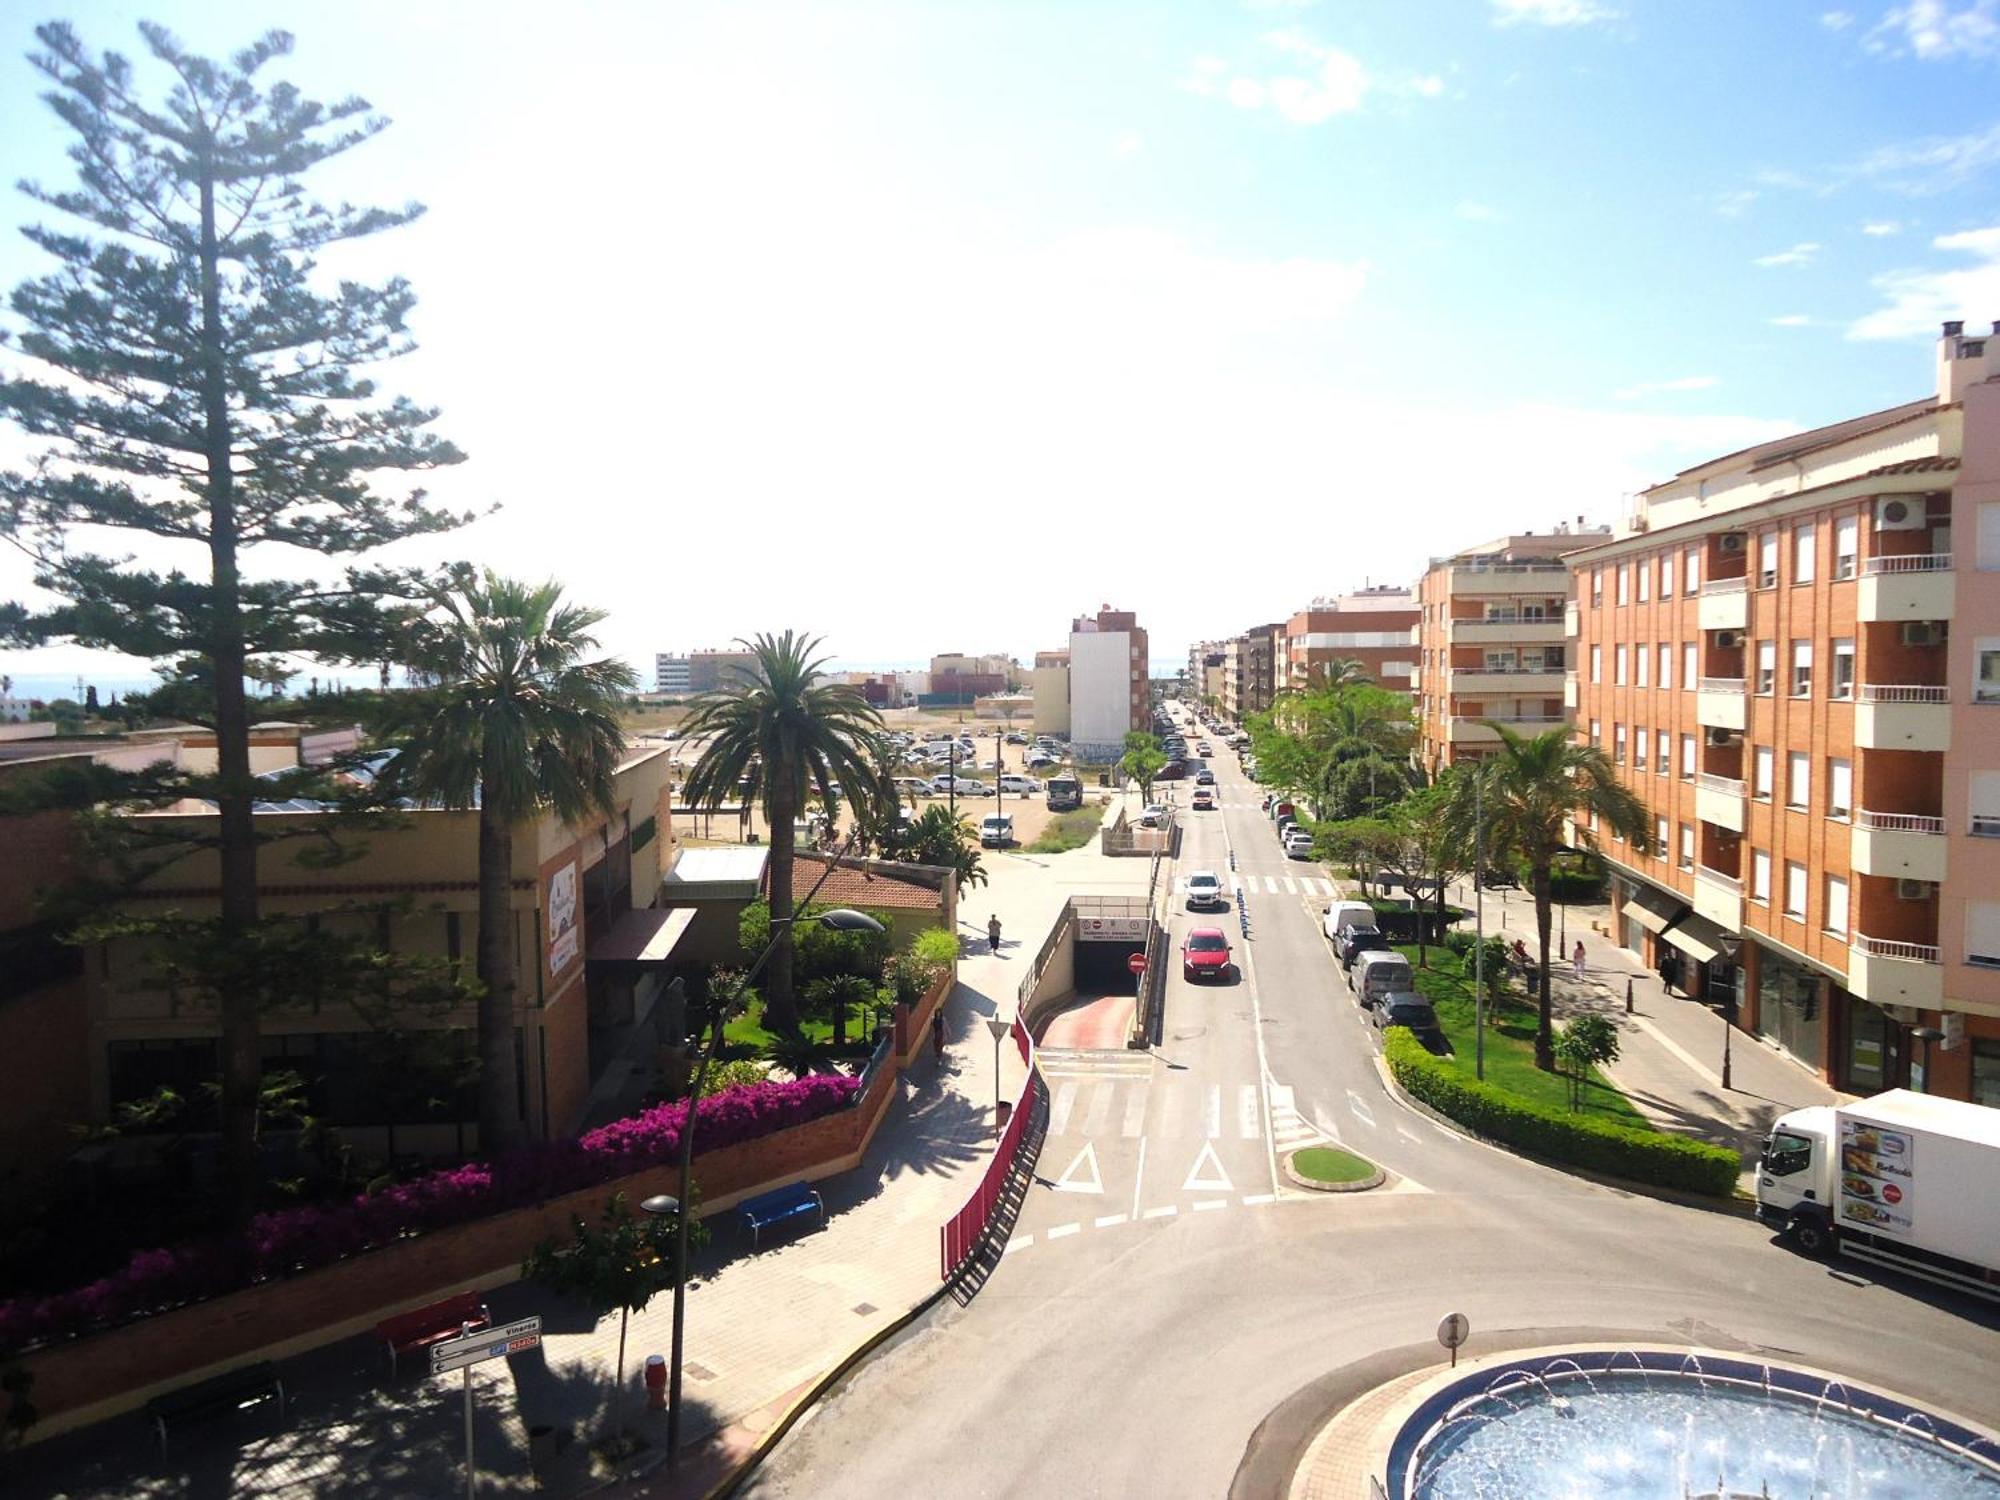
[1572,940,1586,983]
[987,913,1003,954]
[1658,948,1680,998]
[931,1008,946,1061]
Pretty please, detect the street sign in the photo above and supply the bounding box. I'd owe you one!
[1127,952,1147,975]
[431,1315,543,1375]
[1437,1312,1470,1367]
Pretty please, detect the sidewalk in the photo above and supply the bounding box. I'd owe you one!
[1441,878,1842,1162]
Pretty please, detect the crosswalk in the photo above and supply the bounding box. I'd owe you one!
[1221,873,1337,898]
[1039,1052,1272,1145]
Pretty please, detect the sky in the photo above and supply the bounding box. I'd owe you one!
[2,0,1999,694]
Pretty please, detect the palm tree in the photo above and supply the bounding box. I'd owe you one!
[379,571,635,1153]
[1453,726,1648,1071]
[679,633,885,1031]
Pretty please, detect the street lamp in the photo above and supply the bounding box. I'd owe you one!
[1716,933,1742,1091]
[659,859,884,1462]
[984,1014,1012,1132]
[1909,1025,1945,1092]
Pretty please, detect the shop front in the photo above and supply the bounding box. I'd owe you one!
[1753,942,1826,1079]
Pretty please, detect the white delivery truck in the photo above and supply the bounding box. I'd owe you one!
[1755,1089,2000,1301]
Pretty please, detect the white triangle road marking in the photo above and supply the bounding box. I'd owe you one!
[1182,1138,1236,1194]
[1052,1140,1104,1194]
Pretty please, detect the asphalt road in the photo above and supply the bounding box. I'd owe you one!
[747,707,2000,1498]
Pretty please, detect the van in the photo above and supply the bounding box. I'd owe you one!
[1352,951,1415,1008]
[1322,901,1374,942]
[979,815,1013,848]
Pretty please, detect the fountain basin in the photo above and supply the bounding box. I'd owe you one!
[1385,1348,2000,1500]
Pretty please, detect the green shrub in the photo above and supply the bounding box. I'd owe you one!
[1381,1028,1741,1197]
[699,1058,772,1096]
[1028,804,1105,853]
[1442,928,1476,957]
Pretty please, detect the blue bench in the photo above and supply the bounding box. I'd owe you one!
[144,1361,285,1461]
[736,1183,825,1248]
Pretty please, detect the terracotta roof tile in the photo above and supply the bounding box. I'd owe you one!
[774,857,945,911]
[1865,455,1959,477]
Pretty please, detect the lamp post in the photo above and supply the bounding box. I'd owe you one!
[1473,764,1487,1082]
[984,1014,1011,1131]
[658,847,883,1462]
[1909,1025,1945,1092]
[1716,933,1742,1091]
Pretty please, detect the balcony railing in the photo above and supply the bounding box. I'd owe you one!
[1464,610,1564,625]
[1695,772,1746,797]
[1863,553,1952,575]
[1452,665,1565,676]
[1697,676,1746,694]
[1693,863,1742,893]
[1855,810,1946,835]
[1854,933,1940,964]
[1700,576,1749,596]
[1448,561,1569,575]
[1449,713,1567,726]
[1857,683,1949,703]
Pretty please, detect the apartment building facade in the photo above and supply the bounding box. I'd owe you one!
[1278,588,1420,697]
[654,654,691,695]
[1222,624,1283,722]
[685,649,761,694]
[1569,322,2000,1105]
[1069,607,1149,760]
[1030,649,1071,737]
[1415,531,1599,774]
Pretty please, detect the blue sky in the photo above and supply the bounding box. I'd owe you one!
[2,0,1998,690]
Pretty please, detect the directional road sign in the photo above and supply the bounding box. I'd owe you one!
[431,1315,543,1375]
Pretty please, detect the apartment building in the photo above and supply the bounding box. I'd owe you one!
[1414,530,1601,774]
[1222,624,1283,721]
[686,649,762,694]
[1278,588,1420,696]
[1030,650,1071,737]
[1187,640,1229,712]
[1068,607,1149,760]
[1569,321,2000,1105]
[654,654,691,695]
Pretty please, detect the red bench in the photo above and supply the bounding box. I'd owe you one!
[375,1291,490,1377]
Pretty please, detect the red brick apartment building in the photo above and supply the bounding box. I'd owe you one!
[1569,322,2000,1104]
[1277,588,1420,697]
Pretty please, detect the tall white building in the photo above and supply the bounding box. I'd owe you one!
[654,655,690,695]
[1067,606,1148,760]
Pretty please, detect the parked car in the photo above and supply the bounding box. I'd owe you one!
[1181,928,1233,982]
[953,779,993,797]
[1025,751,1057,769]
[1195,742,1212,755]
[928,774,961,794]
[979,814,1014,848]
[1191,787,1215,811]
[1353,951,1416,1007]
[1005,732,1029,744]
[1371,991,1446,1048]
[1185,871,1226,911]
[1339,925,1390,970]
[998,774,1041,794]
[894,777,934,799]
[1269,799,1295,822]
[1284,829,1315,860]
[1138,804,1169,828]
[1155,761,1188,781]
[1322,900,1375,941]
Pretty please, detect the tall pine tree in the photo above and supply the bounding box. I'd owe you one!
[0,23,468,1220]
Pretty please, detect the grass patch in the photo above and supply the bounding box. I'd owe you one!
[1396,944,1651,1130]
[1290,1146,1377,1184]
[721,995,875,1056]
[1028,804,1107,853]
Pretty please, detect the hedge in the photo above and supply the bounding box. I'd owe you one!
[1381,1028,1741,1197]
[0,1073,860,1357]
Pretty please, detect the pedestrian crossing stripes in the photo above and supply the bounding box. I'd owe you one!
[1266,1081,1325,1152]
[1043,1078,1269,1140]
[1235,875,1334,898]
[1037,1047,1154,1080]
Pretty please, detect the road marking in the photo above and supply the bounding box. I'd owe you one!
[1183,1138,1236,1194]
[1093,1213,1129,1229]
[1229,874,1244,891]
[1395,1124,1425,1147]
[1082,1082,1118,1136]
[1121,1087,1147,1139]
[1282,877,1298,895]
[1050,1081,1078,1135]
[1046,1222,1080,1240]
[1156,1086,1182,1139]
[1142,1205,1179,1220]
[1242,1193,1276,1206]
[1203,1085,1221,1138]
[1263,875,1279,895]
[1004,1235,1032,1254]
[1237,1083,1259,1139]
[1192,1199,1229,1212]
[1132,1135,1147,1220]
[1052,1141,1104,1194]
[1346,1089,1376,1129]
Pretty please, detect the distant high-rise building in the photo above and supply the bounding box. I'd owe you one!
[654,654,691,695]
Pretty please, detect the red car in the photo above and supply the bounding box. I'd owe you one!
[1182,928,1233,982]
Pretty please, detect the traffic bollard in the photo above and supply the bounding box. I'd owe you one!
[1625,978,1634,1015]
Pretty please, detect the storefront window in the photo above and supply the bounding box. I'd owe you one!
[1843,994,1902,1094]
[1972,1039,2000,1108]
[1754,946,1823,1073]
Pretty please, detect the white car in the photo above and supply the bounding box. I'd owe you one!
[1024,751,1057,769]
[1138,804,1169,829]
[1185,871,1226,911]
[893,777,933,799]
[953,779,993,797]
[980,814,1014,847]
[998,774,1041,794]
[1284,828,1316,860]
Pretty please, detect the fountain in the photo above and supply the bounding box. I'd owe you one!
[1385,1349,2000,1499]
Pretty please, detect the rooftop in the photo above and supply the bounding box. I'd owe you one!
[777,853,948,912]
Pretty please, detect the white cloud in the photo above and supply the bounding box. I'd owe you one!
[1861,219,1903,235]
[1769,314,1815,326]
[1455,200,1503,222]
[1412,73,1447,97]
[1755,242,1821,268]
[1821,9,1856,29]
[1490,0,1618,26]
[1613,375,1719,400]
[1112,131,1145,158]
[1270,53,1369,122]
[1849,225,2000,339]
[1191,31,1371,125]
[1715,189,1759,218]
[1866,0,2000,59]
[1227,76,1269,109]
[1857,121,2000,194]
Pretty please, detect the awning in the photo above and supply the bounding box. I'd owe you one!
[588,906,695,966]
[1660,912,1731,965]
[1623,883,1687,936]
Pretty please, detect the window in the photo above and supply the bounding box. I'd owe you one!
[1637,560,1650,601]
[1753,744,1774,799]
[1829,757,1852,819]
[1831,638,1855,700]
[1758,531,1779,588]
[1614,722,1627,762]
[1658,643,1672,690]
[1654,814,1669,856]
[1784,860,1807,920]
[1979,502,2000,571]
[1972,770,2000,837]
[1824,874,1849,936]
[1835,515,1859,579]
[1793,523,1816,584]
[1679,823,1694,870]
[1617,564,1630,606]
[1971,901,2000,967]
[1680,732,1696,778]
[1591,567,1603,605]
[1615,645,1628,685]
[1636,645,1649,687]
[1590,644,1602,683]
[1791,639,1813,697]
[1978,640,2000,704]
[1787,750,1809,809]
[1661,553,1674,596]
[1635,727,1649,770]
[1590,717,1602,746]
[1682,641,1697,688]
[1752,848,1772,903]
[1756,639,1776,695]
[1656,725,1670,776]
[1684,546,1701,593]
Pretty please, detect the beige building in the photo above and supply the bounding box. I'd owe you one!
[1278,588,1420,696]
[1032,650,1071,737]
[1222,624,1283,721]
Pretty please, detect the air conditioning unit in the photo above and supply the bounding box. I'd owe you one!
[1714,630,1745,649]
[1900,622,1948,647]
[1705,727,1741,747]
[1718,533,1747,554]
[1876,496,1925,531]
[1895,878,1934,901]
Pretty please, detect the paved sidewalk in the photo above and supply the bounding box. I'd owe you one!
[1441,878,1843,1162]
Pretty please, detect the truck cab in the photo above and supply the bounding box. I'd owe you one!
[1755,1105,1837,1253]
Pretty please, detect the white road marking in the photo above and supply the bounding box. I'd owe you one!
[1004,1235,1032,1254]
[1093,1213,1129,1229]
[1395,1124,1425,1147]
[1229,874,1244,891]
[1081,1082,1116,1136]
[1183,1138,1236,1194]
[1121,1087,1147,1138]
[1052,1141,1104,1194]
[1346,1089,1376,1129]
[1192,1199,1229,1212]
[1263,875,1279,895]
[1242,1193,1276,1206]
[1282,877,1298,895]
[1203,1085,1221,1138]
[1143,1205,1179,1220]
[1132,1135,1147,1220]
[1237,1083,1259,1139]
[1050,1081,1078,1136]
[1046,1222,1081,1240]
[1156,1086,1182,1139]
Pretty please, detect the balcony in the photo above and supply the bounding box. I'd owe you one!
[1565,600,1580,638]
[1447,713,1567,744]
[1858,554,1955,624]
[1848,933,1944,1009]
[1695,677,1747,732]
[1851,810,1948,882]
[1694,772,1746,833]
[1446,665,1567,695]
[1697,576,1749,632]
[1451,563,1570,595]
[1447,614,1567,645]
[1854,684,1951,752]
[1564,671,1578,709]
[1692,862,1742,927]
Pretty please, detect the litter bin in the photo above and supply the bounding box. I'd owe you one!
[1098,772,1110,787]
[995,1100,1013,1136]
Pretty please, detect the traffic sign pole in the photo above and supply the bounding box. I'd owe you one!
[460,1322,477,1499]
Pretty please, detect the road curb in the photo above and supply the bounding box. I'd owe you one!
[1280,1146,1385,1194]
[1370,1057,1757,1219]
